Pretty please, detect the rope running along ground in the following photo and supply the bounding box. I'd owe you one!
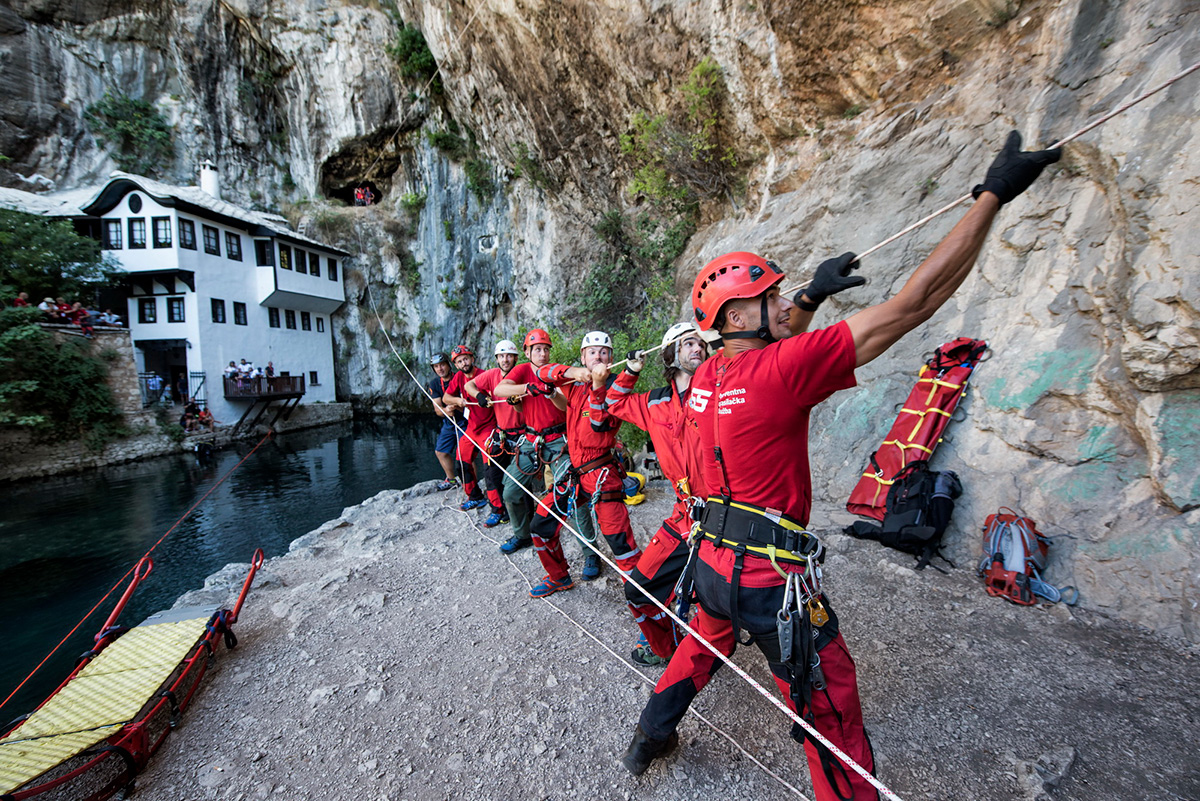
[366,286,904,801]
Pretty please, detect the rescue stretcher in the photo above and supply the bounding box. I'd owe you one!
[0,550,263,800]
[846,337,987,520]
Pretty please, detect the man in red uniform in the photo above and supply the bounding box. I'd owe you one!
[520,331,641,596]
[442,345,492,510]
[462,339,522,527]
[600,322,707,665]
[494,330,597,557]
[622,132,1060,799]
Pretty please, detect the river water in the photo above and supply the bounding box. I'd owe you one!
[0,416,442,718]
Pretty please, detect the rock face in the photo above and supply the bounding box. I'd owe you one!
[1,0,1198,638]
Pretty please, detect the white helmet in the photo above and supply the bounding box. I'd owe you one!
[580,331,612,351]
[661,321,700,350]
[494,339,520,356]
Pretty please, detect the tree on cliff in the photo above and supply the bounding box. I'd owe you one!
[0,209,118,304]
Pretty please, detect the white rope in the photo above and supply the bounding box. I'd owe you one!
[364,285,904,800]
[607,57,1200,370]
[450,502,813,800]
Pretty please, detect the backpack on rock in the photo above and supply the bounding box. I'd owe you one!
[845,460,962,571]
[977,508,1078,605]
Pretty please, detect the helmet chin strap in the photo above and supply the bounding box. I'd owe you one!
[720,294,777,344]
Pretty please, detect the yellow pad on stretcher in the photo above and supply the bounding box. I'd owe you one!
[0,613,212,794]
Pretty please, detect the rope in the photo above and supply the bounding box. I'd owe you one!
[0,430,275,714]
[607,57,1200,371]
[450,502,812,800]
[364,286,903,800]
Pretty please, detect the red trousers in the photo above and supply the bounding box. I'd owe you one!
[454,427,491,502]
[637,556,878,801]
[623,504,691,658]
[530,465,640,579]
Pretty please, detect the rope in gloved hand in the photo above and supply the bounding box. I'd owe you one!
[606,57,1200,372]
[363,285,906,801]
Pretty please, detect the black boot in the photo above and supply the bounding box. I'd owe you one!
[621,724,678,776]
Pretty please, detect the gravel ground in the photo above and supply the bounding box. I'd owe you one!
[134,480,1200,801]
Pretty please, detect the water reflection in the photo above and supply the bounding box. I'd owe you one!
[0,415,441,716]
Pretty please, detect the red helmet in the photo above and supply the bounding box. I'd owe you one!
[450,345,474,359]
[523,329,552,349]
[691,252,784,331]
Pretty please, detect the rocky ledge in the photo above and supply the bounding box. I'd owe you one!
[141,480,1198,800]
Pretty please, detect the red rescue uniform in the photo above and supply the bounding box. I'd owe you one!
[472,366,523,513]
[505,362,567,441]
[527,364,641,577]
[603,368,705,658]
[445,367,491,502]
[638,321,879,801]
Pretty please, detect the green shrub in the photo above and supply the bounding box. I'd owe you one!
[84,92,174,176]
[0,307,125,447]
[464,158,496,202]
[399,251,422,294]
[511,142,559,193]
[0,209,115,302]
[386,26,443,95]
[400,191,427,214]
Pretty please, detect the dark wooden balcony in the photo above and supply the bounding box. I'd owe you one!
[223,375,306,400]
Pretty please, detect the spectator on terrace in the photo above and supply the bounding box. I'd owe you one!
[55,298,72,319]
[265,361,275,379]
[70,302,95,338]
[12,292,30,308]
[98,308,122,326]
[38,298,58,320]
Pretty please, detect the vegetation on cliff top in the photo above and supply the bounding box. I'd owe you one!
[0,209,115,308]
[84,92,174,176]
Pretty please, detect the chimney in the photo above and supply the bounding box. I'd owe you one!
[199,159,220,200]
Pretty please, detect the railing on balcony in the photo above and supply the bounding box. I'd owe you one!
[223,375,306,400]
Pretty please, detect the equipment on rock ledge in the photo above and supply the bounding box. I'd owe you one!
[846,337,987,521]
[845,460,962,571]
[978,509,1078,606]
[0,551,264,800]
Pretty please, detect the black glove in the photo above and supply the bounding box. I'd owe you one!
[505,395,522,406]
[795,252,864,309]
[972,130,1061,205]
[476,394,491,409]
[528,381,554,397]
[625,350,643,373]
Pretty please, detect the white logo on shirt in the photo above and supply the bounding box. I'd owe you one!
[689,388,713,413]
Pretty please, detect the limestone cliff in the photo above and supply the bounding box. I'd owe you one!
[2,0,1197,638]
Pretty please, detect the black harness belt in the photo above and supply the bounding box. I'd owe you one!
[699,497,822,566]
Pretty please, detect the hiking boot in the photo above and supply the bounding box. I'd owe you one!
[483,511,510,528]
[435,477,460,492]
[621,725,678,776]
[460,498,488,511]
[581,553,602,581]
[499,534,532,554]
[630,633,666,666]
[529,574,574,598]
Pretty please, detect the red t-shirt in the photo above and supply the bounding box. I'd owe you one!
[445,368,495,434]
[691,321,856,521]
[691,322,856,585]
[472,367,522,432]
[504,362,566,437]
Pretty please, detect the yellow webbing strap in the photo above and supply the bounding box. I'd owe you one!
[897,406,952,441]
[0,615,211,794]
[701,498,812,567]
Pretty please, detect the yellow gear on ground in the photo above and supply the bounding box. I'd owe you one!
[624,471,647,505]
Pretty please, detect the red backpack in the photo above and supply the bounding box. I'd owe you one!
[977,508,1077,605]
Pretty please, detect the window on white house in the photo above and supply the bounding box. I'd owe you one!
[167,297,185,323]
[138,298,156,323]
[128,218,146,249]
[300,311,311,331]
[179,219,196,250]
[211,298,226,323]
[103,219,122,249]
[233,302,247,325]
[226,232,242,261]
[202,225,220,255]
[152,217,172,247]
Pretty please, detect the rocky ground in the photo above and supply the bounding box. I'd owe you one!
[136,480,1200,801]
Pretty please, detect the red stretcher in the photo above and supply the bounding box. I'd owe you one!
[846,337,988,521]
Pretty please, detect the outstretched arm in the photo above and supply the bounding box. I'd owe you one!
[846,131,1059,367]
